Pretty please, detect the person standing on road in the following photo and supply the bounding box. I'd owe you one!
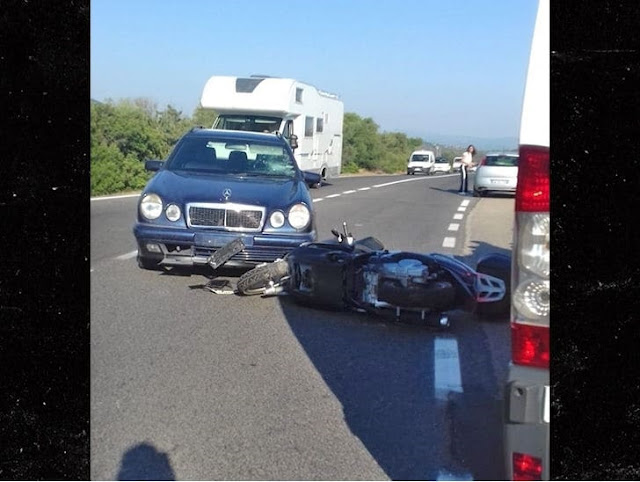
[458,144,476,195]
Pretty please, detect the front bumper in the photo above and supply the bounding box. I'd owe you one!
[134,223,316,268]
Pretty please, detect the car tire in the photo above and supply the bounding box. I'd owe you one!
[137,255,162,271]
[475,253,511,320]
[237,259,290,295]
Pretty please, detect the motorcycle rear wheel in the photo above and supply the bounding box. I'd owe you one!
[236,259,290,296]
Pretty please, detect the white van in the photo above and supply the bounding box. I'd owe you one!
[503,0,549,479]
[200,75,344,182]
[407,150,436,175]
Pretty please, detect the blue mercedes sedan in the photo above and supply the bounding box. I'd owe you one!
[133,127,319,270]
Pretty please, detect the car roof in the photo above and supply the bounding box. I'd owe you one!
[185,127,286,145]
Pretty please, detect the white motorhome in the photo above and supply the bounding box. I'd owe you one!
[200,75,344,181]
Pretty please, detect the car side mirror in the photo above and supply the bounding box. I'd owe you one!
[145,160,164,171]
[289,134,299,150]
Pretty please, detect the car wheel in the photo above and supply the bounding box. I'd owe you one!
[137,255,162,271]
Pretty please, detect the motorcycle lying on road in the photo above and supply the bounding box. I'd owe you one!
[212,223,509,329]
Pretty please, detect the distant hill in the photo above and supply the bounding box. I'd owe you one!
[407,131,518,152]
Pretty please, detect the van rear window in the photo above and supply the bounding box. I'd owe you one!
[411,155,430,162]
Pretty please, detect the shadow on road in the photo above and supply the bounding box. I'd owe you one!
[274,239,511,480]
[116,442,176,481]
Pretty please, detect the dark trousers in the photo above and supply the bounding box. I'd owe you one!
[459,165,468,192]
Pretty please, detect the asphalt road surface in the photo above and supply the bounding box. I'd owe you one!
[90,173,514,480]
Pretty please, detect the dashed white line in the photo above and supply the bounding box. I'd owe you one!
[448,223,460,232]
[434,336,463,401]
[357,187,371,191]
[442,237,456,248]
[453,213,464,220]
[342,190,357,194]
[325,193,341,199]
[457,206,467,212]
[313,198,324,202]
[460,200,470,207]
[436,469,474,481]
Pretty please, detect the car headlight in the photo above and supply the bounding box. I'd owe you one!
[288,203,311,230]
[269,210,285,228]
[165,203,181,222]
[140,193,163,220]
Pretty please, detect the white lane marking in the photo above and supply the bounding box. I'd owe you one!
[373,177,430,188]
[90,269,95,273]
[313,198,324,202]
[461,200,470,207]
[357,187,371,191]
[457,206,467,212]
[436,469,474,480]
[115,250,138,260]
[91,193,140,202]
[448,223,460,232]
[442,237,456,248]
[453,213,464,220]
[325,193,341,198]
[342,190,357,194]
[434,337,463,401]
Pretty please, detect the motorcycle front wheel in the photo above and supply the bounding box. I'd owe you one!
[236,259,290,296]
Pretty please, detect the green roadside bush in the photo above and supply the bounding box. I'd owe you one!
[91,97,462,196]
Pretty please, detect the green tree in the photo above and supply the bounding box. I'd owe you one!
[191,104,218,128]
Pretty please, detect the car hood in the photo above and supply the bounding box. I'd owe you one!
[144,170,309,208]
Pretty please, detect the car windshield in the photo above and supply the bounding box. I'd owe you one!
[214,115,282,134]
[435,158,448,163]
[485,155,518,167]
[166,137,297,178]
[411,155,430,162]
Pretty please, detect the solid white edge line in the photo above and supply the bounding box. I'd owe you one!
[91,193,141,201]
[115,250,138,260]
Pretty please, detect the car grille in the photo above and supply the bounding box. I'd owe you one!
[193,245,293,264]
[187,203,265,231]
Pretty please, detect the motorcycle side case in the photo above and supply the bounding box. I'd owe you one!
[475,253,511,318]
[286,244,351,310]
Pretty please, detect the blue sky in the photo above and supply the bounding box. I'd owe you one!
[91,0,538,141]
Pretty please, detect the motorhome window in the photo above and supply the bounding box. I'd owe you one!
[215,115,281,133]
[304,116,314,137]
[167,137,296,178]
[316,118,324,133]
[296,88,303,103]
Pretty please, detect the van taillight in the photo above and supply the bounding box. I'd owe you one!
[511,323,549,368]
[512,144,549,369]
[516,145,549,212]
[513,452,542,480]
